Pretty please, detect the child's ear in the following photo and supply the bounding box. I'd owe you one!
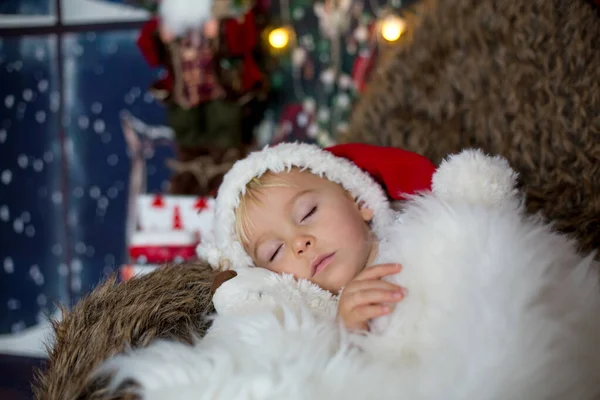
[354,198,374,222]
[359,205,374,222]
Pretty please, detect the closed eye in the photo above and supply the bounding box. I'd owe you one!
[302,206,317,221]
[269,244,282,262]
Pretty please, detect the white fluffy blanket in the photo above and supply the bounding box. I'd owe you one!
[101,150,600,400]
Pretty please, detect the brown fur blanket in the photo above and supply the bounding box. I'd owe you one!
[33,263,217,400]
[344,0,600,254]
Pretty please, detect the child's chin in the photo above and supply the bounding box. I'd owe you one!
[320,271,352,294]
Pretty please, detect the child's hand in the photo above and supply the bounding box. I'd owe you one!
[337,264,405,332]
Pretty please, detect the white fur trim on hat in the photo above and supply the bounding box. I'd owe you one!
[196,142,395,270]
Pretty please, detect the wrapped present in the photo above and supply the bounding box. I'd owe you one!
[134,194,215,238]
[128,230,199,264]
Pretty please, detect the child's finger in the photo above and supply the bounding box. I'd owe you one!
[344,279,404,295]
[354,263,402,281]
[352,304,393,322]
[345,288,405,309]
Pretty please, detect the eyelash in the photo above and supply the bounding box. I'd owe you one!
[302,206,317,221]
[269,245,282,262]
[269,206,317,263]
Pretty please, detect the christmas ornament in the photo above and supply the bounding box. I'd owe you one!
[136,0,270,196]
[314,0,353,39]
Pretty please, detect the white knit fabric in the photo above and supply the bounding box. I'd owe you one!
[196,142,395,270]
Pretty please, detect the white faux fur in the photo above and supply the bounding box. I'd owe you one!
[159,0,214,37]
[197,142,394,270]
[103,306,404,400]
[103,150,600,399]
[361,189,600,399]
[212,267,339,320]
[431,149,520,207]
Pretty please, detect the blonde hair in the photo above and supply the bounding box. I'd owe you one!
[234,170,297,246]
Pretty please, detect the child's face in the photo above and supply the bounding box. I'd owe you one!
[242,170,377,293]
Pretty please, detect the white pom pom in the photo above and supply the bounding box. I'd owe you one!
[432,149,519,206]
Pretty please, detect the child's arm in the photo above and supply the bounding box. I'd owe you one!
[337,264,406,332]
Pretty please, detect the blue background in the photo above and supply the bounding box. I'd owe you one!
[0,31,174,333]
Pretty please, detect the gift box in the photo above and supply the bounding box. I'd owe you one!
[128,230,199,264]
[133,194,215,238]
[121,194,216,281]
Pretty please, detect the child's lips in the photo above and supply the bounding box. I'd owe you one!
[311,253,336,277]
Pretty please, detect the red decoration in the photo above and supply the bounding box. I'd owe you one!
[222,10,264,92]
[194,197,209,211]
[136,9,264,100]
[352,52,377,93]
[129,245,197,264]
[151,194,165,208]
[137,19,175,97]
[137,18,161,67]
[173,205,183,230]
[351,22,379,92]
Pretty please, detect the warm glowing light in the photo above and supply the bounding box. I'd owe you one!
[380,16,406,42]
[268,27,290,49]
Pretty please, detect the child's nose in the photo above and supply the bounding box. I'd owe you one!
[293,234,314,256]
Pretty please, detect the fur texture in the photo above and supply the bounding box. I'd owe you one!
[211,267,339,320]
[33,263,217,400]
[344,0,600,254]
[103,151,600,399]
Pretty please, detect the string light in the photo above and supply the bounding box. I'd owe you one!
[268,27,292,50]
[380,15,406,42]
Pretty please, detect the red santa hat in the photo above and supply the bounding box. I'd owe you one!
[325,143,436,202]
[197,142,436,270]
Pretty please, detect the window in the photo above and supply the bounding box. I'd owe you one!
[0,1,160,326]
[0,0,56,27]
